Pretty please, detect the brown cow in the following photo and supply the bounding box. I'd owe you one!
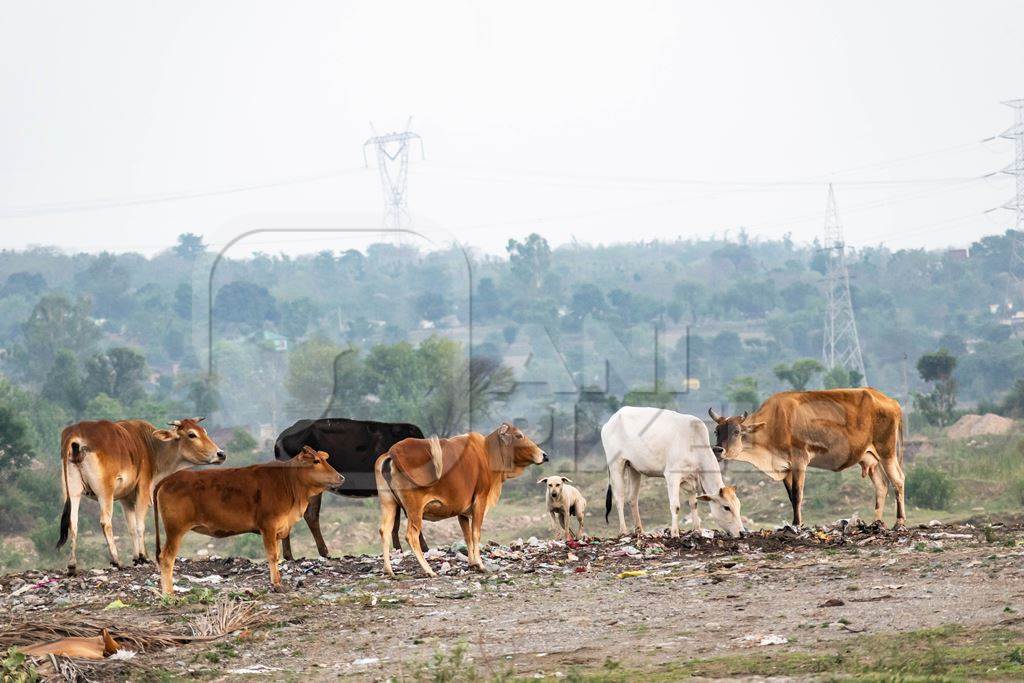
[709,387,905,527]
[153,446,344,595]
[375,423,548,577]
[56,417,224,574]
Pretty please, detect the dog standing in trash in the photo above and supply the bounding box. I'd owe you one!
[538,476,586,541]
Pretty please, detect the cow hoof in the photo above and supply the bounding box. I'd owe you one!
[67,565,77,577]
[894,522,907,531]
[133,556,151,566]
[271,583,288,594]
[110,561,122,570]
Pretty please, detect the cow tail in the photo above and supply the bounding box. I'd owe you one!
[605,483,612,523]
[153,480,163,561]
[56,453,72,549]
[897,407,906,467]
[427,436,443,481]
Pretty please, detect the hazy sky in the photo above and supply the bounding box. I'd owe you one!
[1,1,1022,256]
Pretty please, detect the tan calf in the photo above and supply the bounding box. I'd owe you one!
[56,417,224,574]
[154,446,344,595]
[375,423,547,577]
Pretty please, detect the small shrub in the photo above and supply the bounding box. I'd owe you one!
[1,647,37,683]
[1010,476,1024,507]
[906,466,954,510]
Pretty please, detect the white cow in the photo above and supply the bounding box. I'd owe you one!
[601,406,744,537]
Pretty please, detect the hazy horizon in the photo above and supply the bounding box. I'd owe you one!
[3,1,1023,256]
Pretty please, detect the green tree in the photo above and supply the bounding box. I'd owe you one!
[84,347,148,405]
[41,350,88,417]
[187,376,220,417]
[914,349,958,427]
[822,366,863,389]
[15,295,99,382]
[226,427,258,454]
[773,358,824,391]
[569,284,605,325]
[475,277,502,320]
[214,281,278,326]
[726,376,760,412]
[506,233,551,292]
[84,393,125,422]
[0,404,33,474]
[286,338,363,416]
[279,297,319,340]
[173,232,206,259]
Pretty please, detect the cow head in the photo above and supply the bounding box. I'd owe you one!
[708,408,765,460]
[537,475,571,503]
[491,422,548,474]
[697,485,744,537]
[152,417,226,465]
[295,445,345,493]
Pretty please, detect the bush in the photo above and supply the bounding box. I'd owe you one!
[906,466,955,510]
[1010,476,1024,507]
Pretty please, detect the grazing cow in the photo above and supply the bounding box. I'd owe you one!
[274,418,426,560]
[602,407,744,538]
[709,387,905,527]
[538,476,586,540]
[56,417,224,574]
[154,446,344,595]
[375,423,547,577]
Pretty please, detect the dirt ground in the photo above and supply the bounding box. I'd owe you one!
[2,518,1023,681]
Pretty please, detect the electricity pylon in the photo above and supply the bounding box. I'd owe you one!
[1000,99,1024,292]
[363,118,424,230]
[821,184,867,385]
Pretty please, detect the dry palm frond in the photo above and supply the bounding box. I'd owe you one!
[0,598,267,653]
[188,595,266,638]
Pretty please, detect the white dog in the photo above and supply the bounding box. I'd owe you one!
[538,476,586,540]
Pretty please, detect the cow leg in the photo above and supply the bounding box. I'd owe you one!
[418,528,429,553]
[868,460,889,524]
[469,500,489,572]
[66,492,82,575]
[281,533,295,562]
[609,459,629,535]
[261,529,285,592]
[378,492,400,577]
[879,456,907,528]
[789,465,807,527]
[390,508,403,552]
[625,465,644,535]
[457,515,474,566]
[405,510,434,577]
[159,526,185,596]
[687,495,702,531]
[303,493,331,559]
[120,497,142,563]
[133,488,152,563]
[665,472,684,538]
[98,492,122,568]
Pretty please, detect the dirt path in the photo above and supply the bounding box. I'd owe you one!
[2,520,1022,681]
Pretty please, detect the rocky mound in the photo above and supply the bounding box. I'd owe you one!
[946,413,1015,440]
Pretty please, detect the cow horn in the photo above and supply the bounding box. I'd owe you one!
[168,420,182,427]
[708,408,723,424]
[194,417,206,423]
[741,411,749,422]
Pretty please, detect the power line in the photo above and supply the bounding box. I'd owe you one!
[0,167,365,219]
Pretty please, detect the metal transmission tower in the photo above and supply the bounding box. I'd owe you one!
[1000,99,1024,289]
[821,184,867,385]
[363,119,424,230]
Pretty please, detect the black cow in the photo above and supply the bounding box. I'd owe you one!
[274,417,427,560]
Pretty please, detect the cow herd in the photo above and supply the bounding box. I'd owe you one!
[54,387,906,595]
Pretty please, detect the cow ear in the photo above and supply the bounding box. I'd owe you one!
[499,423,513,446]
[696,494,712,502]
[742,421,766,434]
[152,429,177,442]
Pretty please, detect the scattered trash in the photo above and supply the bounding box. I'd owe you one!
[758,634,788,646]
[103,599,129,610]
[228,664,281,675]
[353,657,380,666]
[616,570,648,579]
[185,574,224,584]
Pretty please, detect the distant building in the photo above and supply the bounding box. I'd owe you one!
[945,248,969,262]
